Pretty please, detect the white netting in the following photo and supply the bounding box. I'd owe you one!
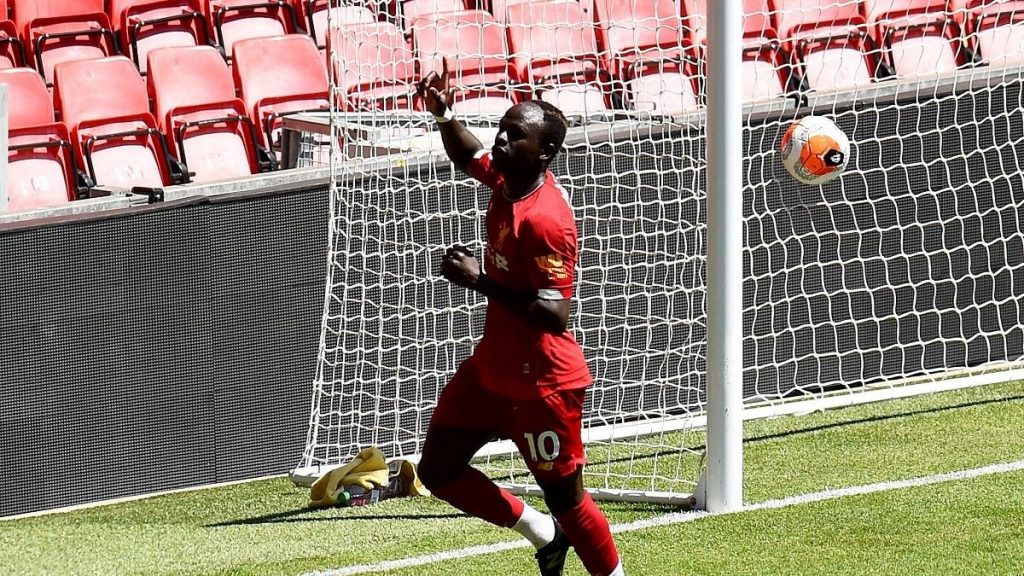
[294,0,1024,501]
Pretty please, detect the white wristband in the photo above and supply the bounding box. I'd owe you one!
[434,108,455,123]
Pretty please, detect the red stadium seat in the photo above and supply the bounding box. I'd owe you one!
[739,32,799,100]
[771,0,864,38]
[949,0,1024,30]
[489,0,531,23]
[307,4,375,47]
[592,0,701,113]
[681,0,796,101]
[593,0,686,74]
[505,0,611,114]
[53,56,179,188]
[795,34,882,91]
[951,0,1024,66]
[204,0,302,56]
[399,0,465,35]
[1,66,82,210]
[863,0,948,23]
[0,18,26,69]
[861,1,968,78]
[680,0,776,47]
[328,22,418,111]
[412,9,516,115]
[7,123,78,211]
[108,0,212,73]
[147,46,270,182]
[232,34,329,150]
[10,0,118,85]
[771,0,886,91]
[0,67,52,129]
[147,45,233,132]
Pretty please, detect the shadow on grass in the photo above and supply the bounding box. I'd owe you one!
[209,509,467,527]
[596,393,1024,467]
[212,393,1022,527]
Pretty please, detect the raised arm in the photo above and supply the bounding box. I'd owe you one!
[417,59,483,173]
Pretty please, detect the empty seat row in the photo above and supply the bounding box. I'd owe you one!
[332,5,693,116]
[5,0,1017,90]
[6,0,1021,211]
[591,0,1022,97]
[329,0,1022,117]
[6,66,79,212]
[0,0,355,83]
[3,33,329,212]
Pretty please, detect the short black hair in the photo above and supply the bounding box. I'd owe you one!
[524,100,568,157]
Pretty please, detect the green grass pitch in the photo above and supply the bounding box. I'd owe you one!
[2,381,1022,575]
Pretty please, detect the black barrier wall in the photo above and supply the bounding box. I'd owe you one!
[0,183,330,517]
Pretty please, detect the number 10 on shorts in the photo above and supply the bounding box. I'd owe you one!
[523,431,561,462]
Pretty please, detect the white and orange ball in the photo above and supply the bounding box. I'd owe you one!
[780,115,850,186]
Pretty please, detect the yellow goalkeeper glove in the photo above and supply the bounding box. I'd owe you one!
[308,448,430,507]
[309,447,389,507]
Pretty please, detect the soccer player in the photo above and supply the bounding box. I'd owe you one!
[415,62,626,576]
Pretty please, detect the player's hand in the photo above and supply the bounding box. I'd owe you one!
[417,58,454,117]
[440,245,480,289]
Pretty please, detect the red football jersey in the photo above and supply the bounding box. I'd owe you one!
[466,150,592,400]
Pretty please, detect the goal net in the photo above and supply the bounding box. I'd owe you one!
[292,0,1024,505]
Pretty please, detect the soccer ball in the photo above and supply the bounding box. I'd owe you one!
[780,115,850,186]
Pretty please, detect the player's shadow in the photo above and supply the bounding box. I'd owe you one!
[209,509,466,527]
[596,393,1024,467]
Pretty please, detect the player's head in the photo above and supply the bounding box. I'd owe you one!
[491,100,568,174]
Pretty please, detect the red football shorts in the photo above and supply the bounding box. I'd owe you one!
[430,356,588,481]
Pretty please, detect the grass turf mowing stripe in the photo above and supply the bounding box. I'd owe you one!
[305,459,1024,576]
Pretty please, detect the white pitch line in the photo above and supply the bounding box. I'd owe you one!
[303,459,1024,576]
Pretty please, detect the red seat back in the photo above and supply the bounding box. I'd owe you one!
[399,0,466,34]
[53,56,150,131]
[947,0,1024,31]
[232,34,328,146]
[770,0,864,39]
[109,0,210,71]
[11,0,106,29]
[506,0,599,84]
[147,45,235,131]
[205,0,301,55]
[593,0,684,56]
[329,22,416,95]
[232,33,328,111]
[0,17,23,67]
[412,10,508,85]
[490,0,532,23]
[11,0,115,83]
[680,0,776,46]
[0,67,52,129]
[862,0,947,23]
[310,4,375,47]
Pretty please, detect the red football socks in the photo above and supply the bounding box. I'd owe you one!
[555,493,621,576]
[428,466,525,528]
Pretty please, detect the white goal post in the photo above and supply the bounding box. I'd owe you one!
[292,0,1024,512]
